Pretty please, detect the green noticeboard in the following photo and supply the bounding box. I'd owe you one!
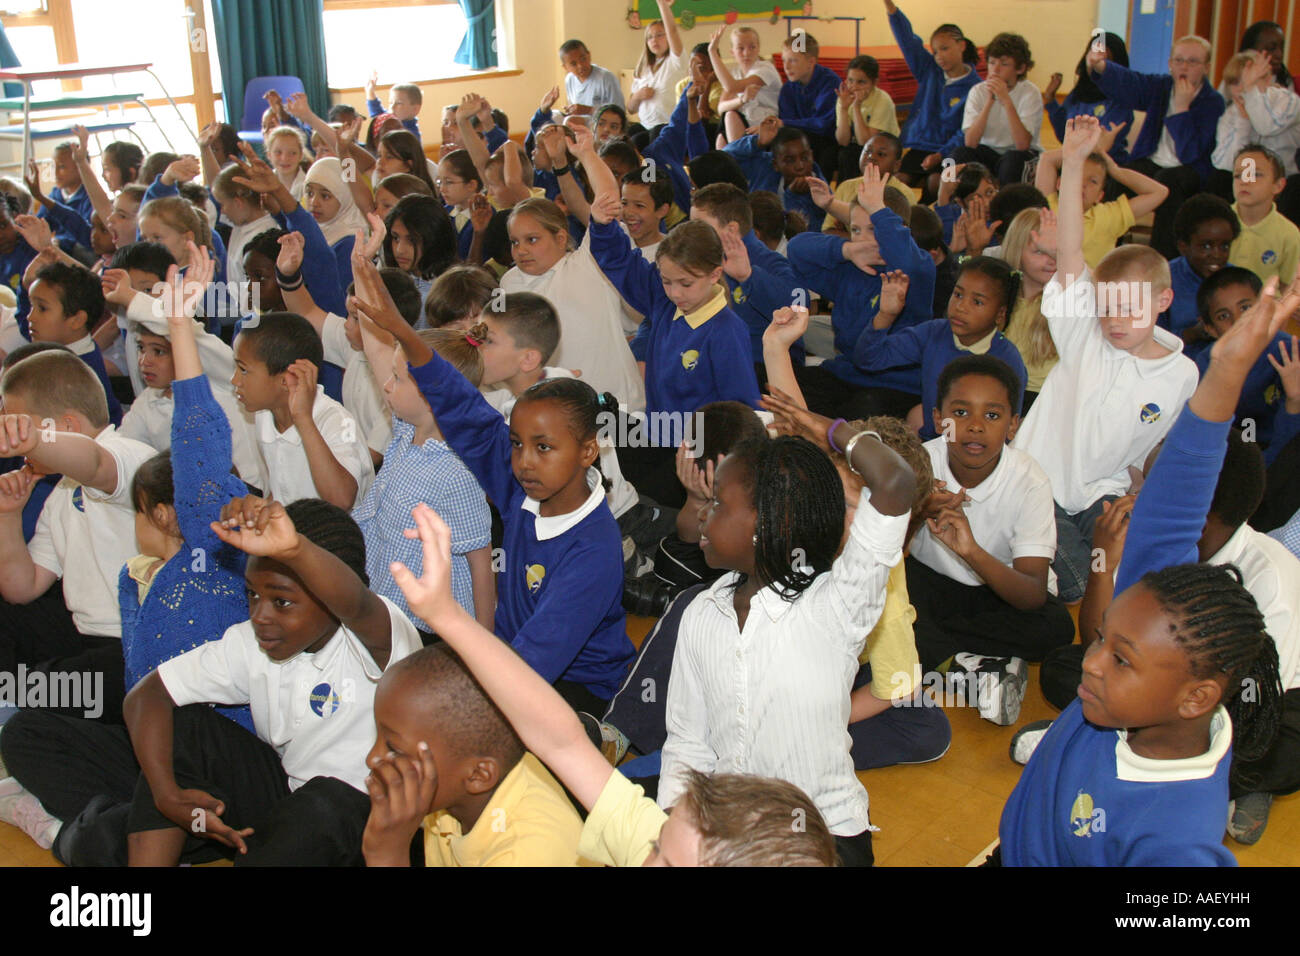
[635,1,808,29]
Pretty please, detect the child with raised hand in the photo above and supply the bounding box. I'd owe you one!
[952,33,1043,186]
[998,272,1298,866]
[999,207,1061,411]
[882,1,981,201]
[933,162,997,247]
[209,164,276,290]
[121,492,421,866]
[586,182,761,421]
[350,249,634,713]
[852,257,1028,437]
[1213,50,1300,205]
[708,25,781,146]
[723,118,828,231]
[628,0,687,144]
[1043,33,1134,165]
[0,257,258,863]
[1034,140,1169,269]
[389,502,837,867]
[787,163,937,420]
[23,158,92,256]
[361,643,584,867]
[657,395,916,866]
[1013,115,1198,605]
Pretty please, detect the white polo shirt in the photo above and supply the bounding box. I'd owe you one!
[1208,523,1300,691]
[118,385,263,485]
[1013,268,1198,514]
[320,312,391,456]
[909,437,1058,593]
[157,595,421,792]
[252,386,375,508]
[27,426,159,637]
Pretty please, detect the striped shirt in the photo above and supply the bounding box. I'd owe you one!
[658,497,909,835]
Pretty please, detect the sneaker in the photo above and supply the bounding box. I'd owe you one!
[597,721,630,766]
[0,779,58,849]
[1226,792,1273,845]
[1009,719,1054,764]
[953,654,1027,726]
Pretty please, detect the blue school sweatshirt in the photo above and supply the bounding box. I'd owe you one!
[787,210,936,390]
[1001,404,1239,866]
[1185,332,1300,459]
[1092,63,1224,181]
[367,97,421,140]
[1046,95,1134,165]
[0,450,57,542]
[588,218,761,419]
[641,90,701,218]
[888,8,983,155]
[722,134,827,231]
[852,317,1028,437]
[37,185,94,249]
[730,229,808,365]
[934,202,962,247]
[1158,255,1218,335]
[408,349,634,699]
[1,238,35,323]
[117,374,254,732]
[78,341,123,427]
[272,204,348,317]
[778,64,841,139]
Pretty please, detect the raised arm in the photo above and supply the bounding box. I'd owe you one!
[1102,151,1168,220]
[67,127,112,224]
[390,504,617,811]
[1055,115,1100,285]
[456,93,493,185]
[658,0,683,58]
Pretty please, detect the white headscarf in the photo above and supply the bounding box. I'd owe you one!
[304,158,367,247]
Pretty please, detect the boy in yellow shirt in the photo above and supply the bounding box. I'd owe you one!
[1035,146,1168,268]
[362,645,584,867]
[1229,144,1300,286]
[389,503,838,867]
[836,54,901,183]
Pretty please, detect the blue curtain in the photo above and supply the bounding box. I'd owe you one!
[0,22,23,98]
[211,0,330,125]
[454,0,498,70]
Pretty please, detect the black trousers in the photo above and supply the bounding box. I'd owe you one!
[1124,159,1203,259]
[127,704,370,866]
[792,364,920,421]
[1251,430,1300,532]
[2,709,137,823]
[834,829,874,867]
[906,556,1076,671]
[0,584,127,723]
[949,144,1037,187]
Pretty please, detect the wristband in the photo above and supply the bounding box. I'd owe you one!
[275,266,303,291]
[844,430,882,477]
[827,418,848,453]
[552,163,572,177]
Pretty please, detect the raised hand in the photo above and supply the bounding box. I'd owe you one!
[879,269,910,315]
[675,441,718,503]
[962,193,1001,253]
[283,359,319,424]
[231,142,282,194]
[537,124,570,165]
[1091,494,1135,574]
[1085,41,1108,75]
[358,212,386,259]
[806,175,833,210]
[0,466,36,515]
[857,162,886,213]
[755,114,783,147]
[1240,50,1272,89]
[276,231,305,275]
[589,191,621,225]
[23,159,45,202]
[569,120,597,160]
[468,193,493,233]
[1062,114,1103,162]
[1267,335,1300,412]
[284,91,313,120]
[365,70,378,101]
[13,214,53,251]
[163,155,201,186]
[350,248,408,334]
[1097,119,1127,156]
[541,84,560,113]
[0,413,40,459]
[761,386,834,451]
[764,305,810,351]
[101,268,138,308]
[389,503,464,629]
[459,92,485,118]
[719,226,752,281]
[212,494,302,559]
[1029,207,1058,254]
[1044,72,1063,101]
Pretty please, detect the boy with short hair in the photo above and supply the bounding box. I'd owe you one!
[952,32,1042,186]
[26,261,122,426]
[1012,116,1198,603]
[232,312,375,509]
[1160,192,1240,334]
[0,351,157,695]
[36,143,93,250]
[1035,147,1169,268]
[723,122,827,230]
[361,645,584,866]
[777,31,840,178]
[365,75,423,140]
[906,354,1074,725]
[388,503,839,867]
[1229,144,1300,287]
[559,39,625,117]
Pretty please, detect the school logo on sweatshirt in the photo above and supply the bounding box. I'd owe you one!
[1092,104,1106,117]
[526,564,546,593]
[681,349,700,371]
[309,682,341,718]
[949,96,961,107]
[731,285,746,305]
[1263,250,1278,265]
[1069,789,1106,836]
[1139,403,1161,424]
[71,486,85,513]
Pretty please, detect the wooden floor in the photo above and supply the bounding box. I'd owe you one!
[0,613,1295,865]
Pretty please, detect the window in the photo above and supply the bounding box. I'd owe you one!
[322,1,484,89]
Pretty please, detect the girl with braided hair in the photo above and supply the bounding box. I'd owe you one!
[997,275,1299,867]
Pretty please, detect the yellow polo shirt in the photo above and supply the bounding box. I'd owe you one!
[674,76,722,115]
[1002,295,1058,393]
[1047,193,1135,270]
[836,85,901,138]
[1231,203,1300,287]
[577,769,666,867]
[860,561,921,701]
[422,752,584,866]
[823,173,916,232]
